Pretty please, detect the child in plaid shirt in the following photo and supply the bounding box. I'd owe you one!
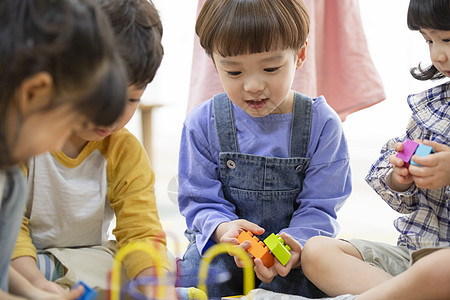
[284,0,450,300]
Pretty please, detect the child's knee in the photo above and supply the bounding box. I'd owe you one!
[302,237,357,276]
[303,236,330,257]
[301,236,334,272]
[414,249,450,289]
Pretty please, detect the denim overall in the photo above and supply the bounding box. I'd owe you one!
[178,93,326,298]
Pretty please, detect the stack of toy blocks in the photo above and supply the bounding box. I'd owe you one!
[263,233,291,266]
[237,231,274,268]
[396,139,435,168]
[238,231,294,267]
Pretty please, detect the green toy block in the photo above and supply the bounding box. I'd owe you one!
[263,233,291,266]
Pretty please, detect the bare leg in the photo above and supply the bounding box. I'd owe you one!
[301,236,393,296]
[357,248,450,300]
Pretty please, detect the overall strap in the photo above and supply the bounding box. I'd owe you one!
[213,93,239,153]
[290,92,313,158]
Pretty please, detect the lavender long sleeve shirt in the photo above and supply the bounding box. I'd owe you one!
[178,95,352,254]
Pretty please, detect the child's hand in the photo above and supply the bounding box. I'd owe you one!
[30,284,84,300]
[274,233,302,274]
[232,238,277,283]
[408,140,450,189]
[32,277,66,295]
[387,142,414,192]
[253,232,302,283]
[11,256,68,298]
[214,219,264,245]
[252,258,277,284]
[214,220,264,272]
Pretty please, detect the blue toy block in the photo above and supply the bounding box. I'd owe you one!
[396,139,419,168]
[75,281,97,300]
[410,144,435,167]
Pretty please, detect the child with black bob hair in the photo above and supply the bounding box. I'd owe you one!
[0,0,127,298]
[177,0,351,298]
[10,0,176,298]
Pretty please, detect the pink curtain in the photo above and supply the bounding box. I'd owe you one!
[188,0,385,121]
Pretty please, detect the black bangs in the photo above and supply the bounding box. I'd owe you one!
[198,0,308,57]
[407,0,450,31]
[214,1,289,56]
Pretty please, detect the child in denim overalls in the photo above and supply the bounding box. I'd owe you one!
[177,0,352,298]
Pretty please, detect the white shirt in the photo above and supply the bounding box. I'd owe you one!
[26,150,114,249]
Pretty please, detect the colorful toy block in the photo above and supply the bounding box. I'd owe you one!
[410,144,435,167]
[238,231,274,268]
[263,233,291,266]
[396,139,419,168]
[75,281,97,300]
[396,139,435,168]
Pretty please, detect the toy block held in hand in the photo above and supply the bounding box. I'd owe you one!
[263,233,291,266]
[75,281,97,300]
[410,144,435,167]
[238,231,274,268]
[396,139,419,168]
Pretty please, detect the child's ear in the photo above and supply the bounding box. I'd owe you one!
[19,72,54,114]
[295,42,308,70]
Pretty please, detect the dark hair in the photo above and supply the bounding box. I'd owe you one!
[96,0,164,89]
[196,0,310,57]
[407,0,450,80]
[0,0,127,167]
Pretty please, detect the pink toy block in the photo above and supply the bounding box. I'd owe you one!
[396,139,419,168]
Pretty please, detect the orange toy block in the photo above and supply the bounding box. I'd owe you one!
[237,231,274,268]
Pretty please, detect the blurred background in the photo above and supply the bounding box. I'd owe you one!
[125,0,446,256]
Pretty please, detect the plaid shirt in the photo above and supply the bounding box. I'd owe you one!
[366,81,450,250]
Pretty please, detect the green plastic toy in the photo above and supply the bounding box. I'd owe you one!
[263,233,291,266]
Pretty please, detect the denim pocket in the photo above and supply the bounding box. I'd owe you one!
[229,187,300,237]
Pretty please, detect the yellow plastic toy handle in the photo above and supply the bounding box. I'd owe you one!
[197,242,255,297]
[110,241,166,300]
[188,287,208,300]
